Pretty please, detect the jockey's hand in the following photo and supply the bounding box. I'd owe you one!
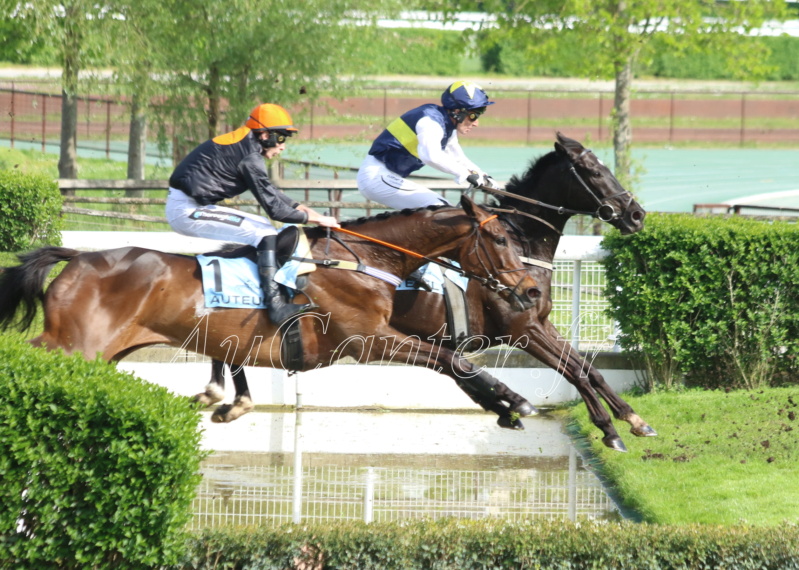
[482,174,500,189]
[304,207,340,228]
[314,215,340,229]
[466,173,481,188]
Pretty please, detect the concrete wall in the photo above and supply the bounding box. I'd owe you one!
[118,352,638,410]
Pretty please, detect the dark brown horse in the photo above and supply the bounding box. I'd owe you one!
[0,196,540,426]
[202,133,656,451]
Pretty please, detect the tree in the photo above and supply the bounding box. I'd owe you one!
[5,0,113,180]
[143,0,402,160]
[449,0,790,188]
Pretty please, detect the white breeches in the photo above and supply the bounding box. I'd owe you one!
[357,155,454,210]
[166,188,277,248]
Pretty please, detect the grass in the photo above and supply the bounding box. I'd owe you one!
[567,386,799,526]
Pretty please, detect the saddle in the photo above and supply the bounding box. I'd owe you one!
[201,224,300,266]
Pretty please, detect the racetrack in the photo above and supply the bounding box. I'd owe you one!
[284,143,799,213]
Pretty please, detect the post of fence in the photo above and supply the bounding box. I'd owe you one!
[597,92,603,141]
[567,445,577,521]
[740,92,746,147]
[292,409,304,523]
[41,94,47,153]
[526,91,532,145]
[669,92,675,145]
[10,82,15,149]
[363,467,375,523]
[571,260,582,352]
[106,100,111,159]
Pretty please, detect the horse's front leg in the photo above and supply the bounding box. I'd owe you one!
[520,320,635,451]
[540,320,657,439]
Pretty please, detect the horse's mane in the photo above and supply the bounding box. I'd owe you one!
[491,151,559,209]
[493,134,585,209]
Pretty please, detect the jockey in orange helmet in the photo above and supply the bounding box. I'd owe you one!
[167,103,339,325]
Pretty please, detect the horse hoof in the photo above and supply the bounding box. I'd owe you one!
[602,436,628,452]
[632,425,658,437]
[497,416,525,430]
[512,401,538,417]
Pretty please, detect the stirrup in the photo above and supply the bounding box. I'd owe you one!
[268,301,315,326]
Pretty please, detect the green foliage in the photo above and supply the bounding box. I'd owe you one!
[602,214,799,390]
[640,34,799,81]
[176,518,799,568]
[0,169,63,252]
[476,29,799,81]
[0,335,205,569]
[353,28,468,76]
[568,387,799,526]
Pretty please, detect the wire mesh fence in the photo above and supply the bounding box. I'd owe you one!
[189,460,616,529]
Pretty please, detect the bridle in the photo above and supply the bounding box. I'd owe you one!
[566,149,634,223]
[478,148,633,223]
[462,216,533,305]
[329,213,528,297]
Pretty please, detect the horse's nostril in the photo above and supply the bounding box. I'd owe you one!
[631,210,644,223]
[527,287,541,300]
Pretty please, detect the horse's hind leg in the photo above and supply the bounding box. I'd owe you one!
[194,359,227,407]
[450,360,538,430]
[209,361,254,423]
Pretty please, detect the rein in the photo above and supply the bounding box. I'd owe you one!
[327,214,511,292]
[476,149,632,222]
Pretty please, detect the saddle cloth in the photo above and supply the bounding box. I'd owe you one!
[397,262,469,294]
[196,226,315,309]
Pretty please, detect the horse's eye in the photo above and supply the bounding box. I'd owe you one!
[495,236,507,246]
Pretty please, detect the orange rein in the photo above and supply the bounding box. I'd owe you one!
[331,214,500,259]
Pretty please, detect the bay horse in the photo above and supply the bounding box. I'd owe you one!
[0,196,541,427]
[202,133,656,452]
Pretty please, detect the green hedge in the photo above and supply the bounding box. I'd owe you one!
[0,170,63,252]
[175,519,799,569]
[602,214,799,390]
[350,28,467,76]
[0,335,205,569]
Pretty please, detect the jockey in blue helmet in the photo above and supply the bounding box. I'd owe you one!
[357,81,498,209]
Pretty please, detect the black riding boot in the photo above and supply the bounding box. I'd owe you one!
[257,235,313,325]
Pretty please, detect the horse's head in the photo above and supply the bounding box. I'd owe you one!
[553,132,645,234]
[503,132,645,235]
[454,195,540,311]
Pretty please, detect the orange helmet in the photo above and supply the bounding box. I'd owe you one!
[245,103,298,132]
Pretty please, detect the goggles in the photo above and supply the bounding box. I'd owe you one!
[466,107,487,121]
[269,129,293,144]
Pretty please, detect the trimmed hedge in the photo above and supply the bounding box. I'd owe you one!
[0,335,205,569]
[176,519,799,569]
[602,214,799,390]
[0,170,63,252]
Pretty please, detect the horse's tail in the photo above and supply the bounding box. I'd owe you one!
[0,247,81,332]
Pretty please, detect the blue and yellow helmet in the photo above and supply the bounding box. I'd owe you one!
[440,81,494,111]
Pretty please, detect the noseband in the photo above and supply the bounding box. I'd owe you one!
[466,217,532,306]
[566,149,633,222]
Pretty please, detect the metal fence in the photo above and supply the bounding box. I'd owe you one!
[189,455,616,528]
[3,81,798,154]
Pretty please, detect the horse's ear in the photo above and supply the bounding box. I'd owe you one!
[460,193,477,218]
[554,131,567,156]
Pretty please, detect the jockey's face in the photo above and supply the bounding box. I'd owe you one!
[259,131,287,159]
[456,112,479,136]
